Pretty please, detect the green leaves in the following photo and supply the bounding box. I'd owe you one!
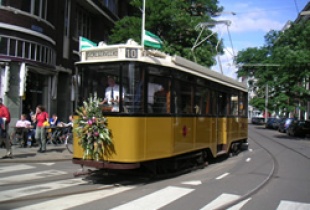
[109,0,222,67]
[236,21,310,116]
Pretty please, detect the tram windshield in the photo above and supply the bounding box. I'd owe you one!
[77,62,170,114]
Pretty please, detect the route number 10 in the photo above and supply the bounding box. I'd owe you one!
[125,48,138,58]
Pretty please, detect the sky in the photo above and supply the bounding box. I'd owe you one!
[211,0,310,79]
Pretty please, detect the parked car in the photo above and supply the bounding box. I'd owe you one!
[272,118,284,130]
[278,118,294,133]
[287,120,310,137]
[265,118,282,129]
[252,117,265,125]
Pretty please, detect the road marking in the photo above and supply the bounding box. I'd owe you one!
[13,186,135,210]
[110,186,194,210]
[181,180,202,185]
[0,170,67,185]
[216,172,229,180]
[0,179,87,202]
[249,149,253,152]
[0,164,35,174]
[277,200,310,210]
[36,163,55,166]
[200,193,239,210]
[246,158,251,162]
[227,198,251,210]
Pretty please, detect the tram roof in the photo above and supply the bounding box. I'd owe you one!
[75,40,247,92]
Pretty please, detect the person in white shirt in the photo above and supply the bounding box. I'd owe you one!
[100,77,125,112]
[16,114,31,128]
[14,114,32,147]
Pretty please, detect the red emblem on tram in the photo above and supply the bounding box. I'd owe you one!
[182,125,187,137]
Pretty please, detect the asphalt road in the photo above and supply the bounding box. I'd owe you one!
[0,124,309,210]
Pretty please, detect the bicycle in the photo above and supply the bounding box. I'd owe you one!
[64,132,73,153]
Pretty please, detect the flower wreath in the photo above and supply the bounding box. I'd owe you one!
[74,94,114,161]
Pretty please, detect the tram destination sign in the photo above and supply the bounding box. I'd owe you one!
[85,49,118,61]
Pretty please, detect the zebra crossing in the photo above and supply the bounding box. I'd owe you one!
[0,164,309,210]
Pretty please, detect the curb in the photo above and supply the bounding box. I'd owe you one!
[0,145,72,164]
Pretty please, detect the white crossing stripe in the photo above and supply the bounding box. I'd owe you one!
[0,164,35,174]
[200,193,239,210]
[0,170,67,185]
[36,163,55,166]
[13,186,135,210]
[181,180,202,185]
[0,178,87,202]
[277,200,310,210]
[227,198,251,210]
[216,172,229,180]
[110,186,194,210]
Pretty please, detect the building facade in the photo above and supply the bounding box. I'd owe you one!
[0,0,131,123]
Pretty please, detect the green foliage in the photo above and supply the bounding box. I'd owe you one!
[109,0,222,67]
[74,94,115,161]
[236,21,310,116]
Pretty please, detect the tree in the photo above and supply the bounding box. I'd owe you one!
[109,0,223,67]
[236,21,310,117]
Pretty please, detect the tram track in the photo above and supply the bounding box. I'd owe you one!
[215,126,310,209]
[214,130,279,209]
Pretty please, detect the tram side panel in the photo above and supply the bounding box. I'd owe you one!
[173,117,194,154]
[195,117,217,156]
[145,117,174,159]
[226,117,248,148]
[73,117,174,163]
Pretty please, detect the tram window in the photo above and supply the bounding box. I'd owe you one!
[195,86,207,115]
[148,75,169,114]
[210,90,217,116]
[79,63,126,113]
[205,89,211,115]
[122,62,144,113]
[218,92,227,117]
[239,91,247,117]
[230,93,239,116]
[176,80,193,114]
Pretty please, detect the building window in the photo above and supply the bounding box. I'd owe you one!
[16,0,48,20]
[0,35,56,66]
[103,0,118,15]
[74,5,92,39]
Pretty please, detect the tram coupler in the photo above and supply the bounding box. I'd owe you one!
[73,165,94,177]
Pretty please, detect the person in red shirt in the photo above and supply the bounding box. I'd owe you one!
[0,98,12,159]
[33,105,49,153]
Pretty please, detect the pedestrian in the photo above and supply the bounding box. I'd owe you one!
[0,98,12,159]
[33,105,49,153]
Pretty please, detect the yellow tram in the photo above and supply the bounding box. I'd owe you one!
[72,40,248,173]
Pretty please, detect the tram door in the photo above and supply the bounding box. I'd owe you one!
[172,79,195,153]
[216,92,228,153]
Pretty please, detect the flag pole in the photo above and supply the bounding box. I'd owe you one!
[141,0,146,48]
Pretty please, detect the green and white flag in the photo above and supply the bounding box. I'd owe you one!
[79,36,97,51]
[144,30,163,49]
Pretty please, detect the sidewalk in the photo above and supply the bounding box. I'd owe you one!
[0,143,72,163]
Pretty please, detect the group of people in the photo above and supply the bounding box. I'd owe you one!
[0,100,73,159]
